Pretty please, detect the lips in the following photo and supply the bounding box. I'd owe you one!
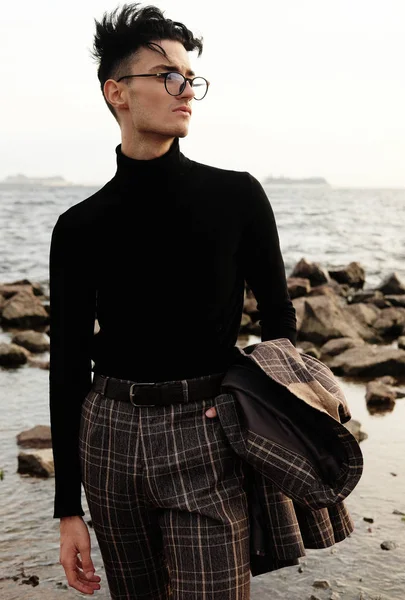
[173,106,192,115]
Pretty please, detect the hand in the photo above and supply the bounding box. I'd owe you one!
[205,407,217,418]
[59,515,101,595]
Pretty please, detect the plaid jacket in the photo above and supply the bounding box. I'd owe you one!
[214,338,363,577]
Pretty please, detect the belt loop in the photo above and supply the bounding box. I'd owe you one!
[100,375,108,396]
[181,379,189,403]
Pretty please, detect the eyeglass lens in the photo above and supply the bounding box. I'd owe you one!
[166,73,208,100]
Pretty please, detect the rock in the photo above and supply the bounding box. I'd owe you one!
[0,342,29,367]
[328,345,405,377]
[344,302,380,327]
[378,375,398,385]
[329,593,340,600]
[17,448,54,477]
[385,295,405,308]
[244,320,261,336]
[21,574,40,586]
[27,356,50,369]
[320,337,365,358]
[287,277,311,299]
[393,509,405,516]
[297,341,321,359]
[1,290,49,328]
[348,289,384,304]
[299,295,372,344]
[380,540,397,550]
[342,304,383,343]
[365,380,397,410]
[344,419,368,442]
[363,517,374,523]
[243,295,258,316]
[290,258,330,286]
[16,425,52,449]
[377,272,405,295]
[312,579,331,589]
[398,336,405,350]
[372,307,405,338]
[328,261,365,289]
[11,330,50,353]
[307,283,340,298]
[240,312,251,328]
[310,596,321,600]
[292,296,306,332]
[0,280,44,299]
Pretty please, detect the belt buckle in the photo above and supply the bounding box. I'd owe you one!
[129,382,156,407]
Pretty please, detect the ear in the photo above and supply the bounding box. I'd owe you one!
[103,79,129,113]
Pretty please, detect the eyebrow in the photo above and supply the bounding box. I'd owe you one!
[148,63,196,77]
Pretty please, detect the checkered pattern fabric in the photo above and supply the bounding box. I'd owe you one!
[213,338,363,576]
[79,379,251,599]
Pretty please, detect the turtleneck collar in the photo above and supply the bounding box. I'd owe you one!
[114,137,191,183]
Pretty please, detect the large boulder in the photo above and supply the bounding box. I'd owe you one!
[298,295,374,344]
[306,283,341,298]
[377,272,405,295]
[385,295,405,308]
[290,258,330,287]
[0,279,44,298]
[16,425,52,449]
[292,296,306,332]
[342,304,383,343]
[328,262,365,289]
[365,380,397,410]
[11,330,50,353]
[0,342,29,367]
[327,345,405,377]
[17,449,54,477]
[372,307,405,338]
[287,277,311,299]
[1,290,49,328]
[320,337,365,358]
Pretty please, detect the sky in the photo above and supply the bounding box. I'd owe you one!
[1,0,404,187]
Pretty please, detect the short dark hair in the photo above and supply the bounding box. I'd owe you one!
[91,3,204,120]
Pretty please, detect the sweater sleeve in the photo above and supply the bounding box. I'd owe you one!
[240,173,297,345]
[49,215,97,518]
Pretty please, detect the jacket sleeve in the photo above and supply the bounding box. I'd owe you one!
[49,214,97,518]
[240,173,297,345]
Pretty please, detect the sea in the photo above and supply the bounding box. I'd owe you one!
[0,183,404,600]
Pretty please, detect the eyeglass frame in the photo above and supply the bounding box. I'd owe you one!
[115,71,210,100]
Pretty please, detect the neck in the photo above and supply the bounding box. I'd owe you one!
[121,131,176,160]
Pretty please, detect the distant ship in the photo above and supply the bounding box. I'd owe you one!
[262,176,329,187]
[1,174,72,187]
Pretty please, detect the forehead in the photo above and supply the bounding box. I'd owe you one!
[132,39,193,72]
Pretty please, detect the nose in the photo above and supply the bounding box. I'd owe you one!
[181,79,195,100]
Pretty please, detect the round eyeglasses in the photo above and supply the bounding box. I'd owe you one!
[116,71,210,101]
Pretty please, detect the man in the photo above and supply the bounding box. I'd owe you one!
[49,3,296,598]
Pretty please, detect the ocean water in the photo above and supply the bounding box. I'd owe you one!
[0,183,404,599]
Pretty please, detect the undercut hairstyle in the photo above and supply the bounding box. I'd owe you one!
[91,3,204,120]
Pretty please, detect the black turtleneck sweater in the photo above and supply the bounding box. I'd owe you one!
[49,137,297,518]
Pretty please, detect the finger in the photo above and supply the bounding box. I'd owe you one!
[205,407,217,418]
[76,558,101,582]
[79,546,96,581]
[65,565,99,594]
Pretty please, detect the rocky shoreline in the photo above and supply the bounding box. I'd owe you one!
[1,258,405,598]
[1,258,405,476]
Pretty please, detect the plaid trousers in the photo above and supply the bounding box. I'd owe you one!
[78,372,251,600]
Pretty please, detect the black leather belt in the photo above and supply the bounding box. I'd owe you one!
[92,372,226,407]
